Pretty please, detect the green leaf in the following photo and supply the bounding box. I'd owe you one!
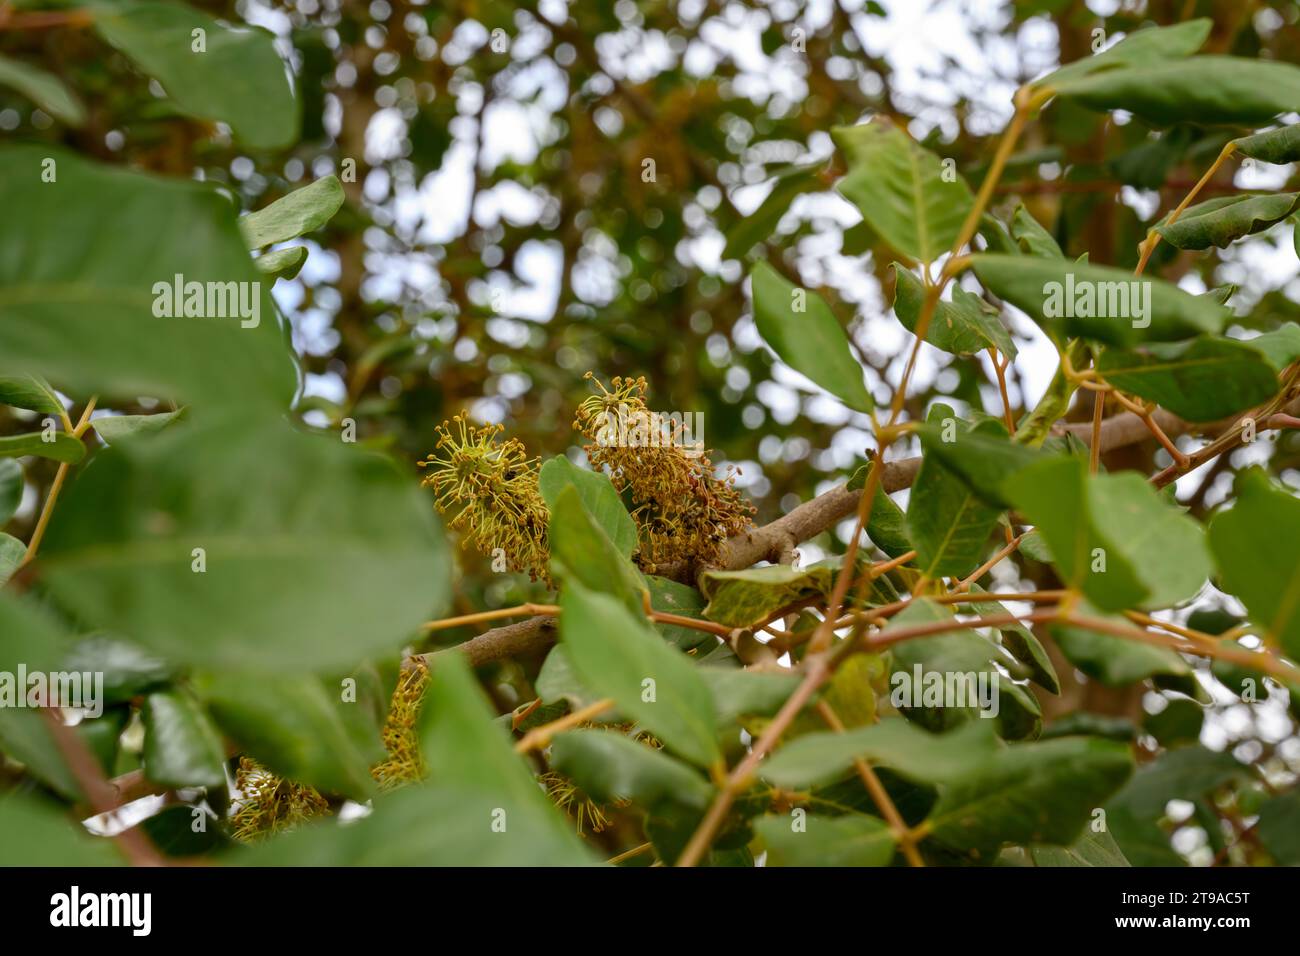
[0,459,21,525]
[1106,745,1246,866]
[63,634,173,703]
[141,688,227,790]
[847,463,912,558]
[907,409,1003,578]
[1027,827,1130,867]
[966,585,1061,694]
[539,455,637,558]
[0,793,121,866]
[1050,605,1193,686]
[1143,698,1205,748]
[0,54,86,126]
[700,558,847,629]
[1011,204,1064,258]
[971,254,1229,345]
[1097,337,1280,422]
[38,416,450,674]
[697,667,800,724]
[1232,124,1300,164]
[0,146,296,414]
[94,0,299,149]
[560,580,719,768]
[749,262,872,412]
[915,418,1048,509]
[1257,789,1300,866]
[1155,192,1300,249]
[201,672,380,799]
[1244,322,1300,372]
[419,652,595,863]
[252,245,308,280]
[1056,57,1300,126]
[1006,457,1164,612]
[550,729,713,809]
[832,121,975,264]
[646,576,713,651]
[892,265,1017,357]
[926,737,1134,862]
[761,718,1000,789]
[0,532,23,585]
[0,373,64,415]
[547,483,644,612]
[0,430,85,465]
[239,177,345,249]
[1208,469,1300,658]
[1035,19,1211,92]
[723,163,823,260]
[755,812,895,867]
[91,409,185,443]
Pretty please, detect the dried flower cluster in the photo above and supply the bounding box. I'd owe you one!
[574,373,754,570]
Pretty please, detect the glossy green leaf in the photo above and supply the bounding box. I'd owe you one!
[239,177,345,249]
[0,146,296,414]
[761,718,1000,789]
[142,688,227,790]
[907,409,1003,578]
[1208,469,1300,658]
[0,374,64,415]
[1097,338,1280,422]
[1011,204,1064,258]
[926,737,1134,862]
[539,455,638,558]
[749,262,873,412]
[965,585,1060,694]
[1057,57,1300,126]
[700,557,848,629]
[1232,124,1300,164]
[63,634,173,703]
[832,121,975,263]
[94,0,299,149]
[847,462,912,558]
[560,580,719,768]
[972,254,1228,345]
[756,812,895,867]
[38,416,450,674]
[1155,192,1300,249]
[0,431,84,465]
[550,729,713,809]
[547,483,644,612]
[892,265,1017,357]
[0,54,85,126]
[915,418,1048,509]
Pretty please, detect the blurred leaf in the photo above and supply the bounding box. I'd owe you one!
[1011,204,1064,258]
[550,729,712,809]
[762,718,999,789]
[0,54,85,126]
[0,532,24,585]
[547,483,644,612]
[749,262,873,412]
[0,793,120,866]
[0,459,21,525]
[252,245,308,280]
[723,164,823,260]
[239,177,345,249]
[926,737,1134,862]
[39,417,449,674]
[0,373,63,415]
[92,409,185,444]
[1233,124,1300,164]
[756,812,895,866]
[0,431,84,464]
[95,0,299,149]
[1027,827,1130,867]
[1257,789,1300,866]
